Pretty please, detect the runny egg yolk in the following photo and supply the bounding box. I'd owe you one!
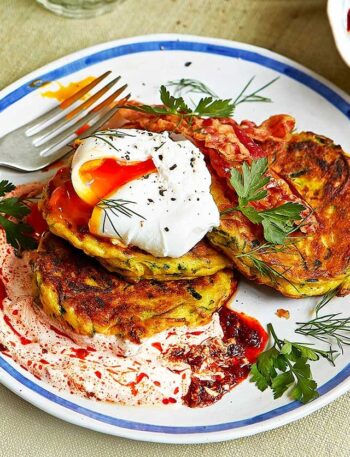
[78,157,157,206]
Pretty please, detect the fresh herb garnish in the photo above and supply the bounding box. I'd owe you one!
[124,85,235,120]
[314,287,340,315]
[297,313,350,353]
[250,323,336,404]
[296,287,350,353]
[224,158,305,244]
[232,76,279,106]
[166,78,218,98]
[97,198,145,238]
[166,76,278,107]
[0,180,15,195]
[0,180,36,253]
[123,76,279,121]
[236,248,298,291]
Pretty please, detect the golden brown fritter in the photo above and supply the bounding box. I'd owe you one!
[39,167,230,282]
[32,234,236,342]
[208,129,350,297]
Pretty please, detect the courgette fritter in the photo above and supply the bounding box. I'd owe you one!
[33,234,236,342]
[208,131,350,298]
[39,168,230,282]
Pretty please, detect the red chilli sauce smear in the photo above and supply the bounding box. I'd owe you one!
[3,315,32,346]
[167,306,268,408]
[0,277,8,352]
[26,203,48,239]
[0,272,31,347]
[348,9,350,32]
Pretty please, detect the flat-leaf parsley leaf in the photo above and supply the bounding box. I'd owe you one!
[224,158,305,245]
[124,85,235,119]
[0,180,36,253]
[250,323,336,404]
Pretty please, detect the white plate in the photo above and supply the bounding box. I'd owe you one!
[0,34,350,444]
[328,0,350,66]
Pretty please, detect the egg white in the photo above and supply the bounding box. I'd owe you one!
[71,129,220,258]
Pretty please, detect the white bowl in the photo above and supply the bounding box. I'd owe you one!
[328,0,350,67]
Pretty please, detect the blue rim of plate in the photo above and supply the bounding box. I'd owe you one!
[0,38,350,435]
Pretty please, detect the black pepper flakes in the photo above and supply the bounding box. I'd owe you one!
[169,164,177,170]
[164,227,169,232]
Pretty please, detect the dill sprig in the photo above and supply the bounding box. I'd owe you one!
[166,78,218,98]
[296,286,350,353]
[97,199,145,238]
[314,287,340,315]
[166,76,278,107]
[232,76,279,105]
[296,313,350,353]
[236,248,299,292]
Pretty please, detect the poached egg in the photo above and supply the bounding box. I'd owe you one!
[71,129,219,258]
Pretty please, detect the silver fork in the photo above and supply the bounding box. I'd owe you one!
[0,71,130,172]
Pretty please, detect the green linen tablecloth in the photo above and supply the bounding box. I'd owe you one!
[0,0,349,455]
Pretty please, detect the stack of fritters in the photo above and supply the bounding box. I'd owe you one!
[41,168,230,281]
[36,165,235,341]
[34,235,235,343]
[34,109,350,343]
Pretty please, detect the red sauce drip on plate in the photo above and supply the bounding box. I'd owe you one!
[151,342,163,352]
[3,315,32,346]
[135,372,149,384]
[70,348,93,360]
[162,397,177,405]
[348,9,350,32]
[95,370,102,379]
[167,306,267,408]
[49,325,76,343]
[0,277,6,310]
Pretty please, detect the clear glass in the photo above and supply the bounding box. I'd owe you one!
[36,0,120,19]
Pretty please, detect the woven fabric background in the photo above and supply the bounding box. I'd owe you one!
[0,0,349,455]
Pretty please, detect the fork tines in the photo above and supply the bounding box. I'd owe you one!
[27,72,129,155]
